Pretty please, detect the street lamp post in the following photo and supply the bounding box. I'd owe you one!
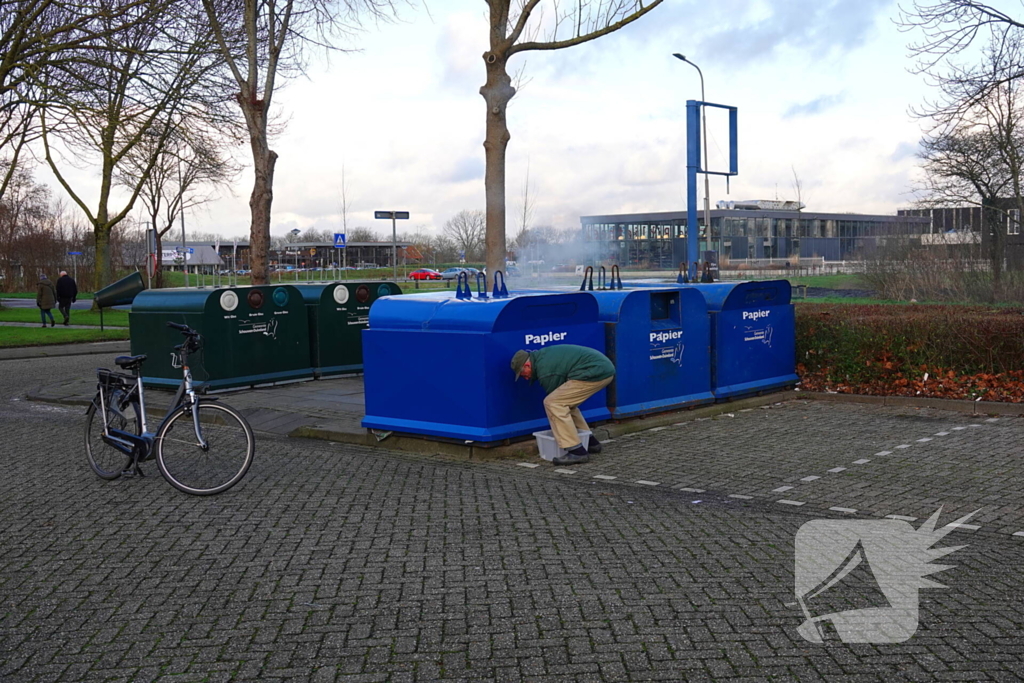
[673,54,712,278]
[290,228,301,281]
[177,155,189,288]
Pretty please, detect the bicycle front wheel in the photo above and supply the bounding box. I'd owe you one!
[156,401,255,495]
[84,397,141,480]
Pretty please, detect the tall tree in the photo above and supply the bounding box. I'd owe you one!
[118,124,239,287]
[442,209,485,261]
[38,0,228,290]
[0,1,150,202]
[199,0,396,285]
[912,33,1024,295]
[479,0,662,284]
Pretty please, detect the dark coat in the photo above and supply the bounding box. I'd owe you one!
[36,278,57,309]
[56,274,78,302]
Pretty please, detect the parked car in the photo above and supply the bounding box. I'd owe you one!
[409,268,442,281]
[440,267,469,281]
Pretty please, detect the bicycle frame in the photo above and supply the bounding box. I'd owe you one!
[97,347,209,464]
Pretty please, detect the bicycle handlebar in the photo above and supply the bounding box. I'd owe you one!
[166,321,199,337]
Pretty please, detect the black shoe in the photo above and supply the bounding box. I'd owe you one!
[63,321,70,326]
[553,445,589,466]
[50,321,56,327]
[588,436,603,454]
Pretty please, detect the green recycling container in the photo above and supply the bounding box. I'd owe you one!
[129,285,313,390]
[293,281,402,378]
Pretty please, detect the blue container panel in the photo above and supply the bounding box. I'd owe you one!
[712,304,798,399]
[593,289,714,418]
[362,321,610,442]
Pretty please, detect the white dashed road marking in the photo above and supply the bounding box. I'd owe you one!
[773,486,794,493]
[518,462,541,468]
[593,475,616,480]
[635,480,660,486]
[946,522,981,531]
[1014,532,1024,538]
[800,476,820,482]
[728,494,754,500]
[554,469,579,475]
[886,515,918,522]
[935,432,949,436]
[852,459,871,465]
[829,507,858,514]
[875,451,892,456]
[777,500,805,507]
[916,437,932,443]
[674,487,705,493]
[895,444,911,449]
[827,467,847,473]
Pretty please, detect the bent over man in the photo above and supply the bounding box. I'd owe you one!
[511,344,615,466]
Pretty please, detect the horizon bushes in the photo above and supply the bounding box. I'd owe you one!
[796,304,1024,385]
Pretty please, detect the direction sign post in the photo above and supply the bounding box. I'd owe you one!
[375,210,410,280]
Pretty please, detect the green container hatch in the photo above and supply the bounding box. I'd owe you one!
[293,281,402,378]
[95,271,145,308]
[129,285,313,390]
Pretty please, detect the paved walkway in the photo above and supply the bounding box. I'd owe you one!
[2,353,1024,682]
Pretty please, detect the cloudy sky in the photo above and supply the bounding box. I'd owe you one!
[116,0,950,240]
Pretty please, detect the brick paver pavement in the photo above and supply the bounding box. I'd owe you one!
[2,355,1024,681]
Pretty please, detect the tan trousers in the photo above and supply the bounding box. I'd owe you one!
[543,376,614,449]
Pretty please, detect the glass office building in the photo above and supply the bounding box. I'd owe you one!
[581,206,929,268]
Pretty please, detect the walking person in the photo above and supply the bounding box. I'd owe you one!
[56,270,78,326]
[511,344,615,466]
[36,274,57,328]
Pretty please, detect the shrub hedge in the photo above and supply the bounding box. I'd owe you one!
[796,304,1024,400]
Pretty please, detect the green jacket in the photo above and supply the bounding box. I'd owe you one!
[528,344,615,394]
[36,278,56,309]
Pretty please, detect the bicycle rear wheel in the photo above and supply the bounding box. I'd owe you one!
[84,397,141,480]
[156,400,255,495]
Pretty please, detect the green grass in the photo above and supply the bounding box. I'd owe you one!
[0,327,130,347]
[0,308,129,326]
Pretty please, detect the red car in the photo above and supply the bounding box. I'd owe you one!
[409,268,442,281]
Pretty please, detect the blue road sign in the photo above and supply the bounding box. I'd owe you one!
[188,248,194,254]
[67,251,83,256]
[334,233,346,248]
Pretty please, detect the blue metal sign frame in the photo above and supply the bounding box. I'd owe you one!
[686,100,738,279]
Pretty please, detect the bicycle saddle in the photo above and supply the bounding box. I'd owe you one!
[114,355,147,370]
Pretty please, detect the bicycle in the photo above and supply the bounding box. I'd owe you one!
[84,321,256,495]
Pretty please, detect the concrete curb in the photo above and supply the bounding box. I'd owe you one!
[291,392,802,461]
[802,391,1024,416]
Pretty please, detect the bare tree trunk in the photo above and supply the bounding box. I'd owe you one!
[984,196,1004,300]
[480,56,514,288]
[245,104,276,285]
[154,232,164,288]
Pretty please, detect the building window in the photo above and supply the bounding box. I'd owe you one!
[1009,209,1020,235]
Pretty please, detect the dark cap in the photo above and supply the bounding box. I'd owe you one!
[510,350,530,380]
